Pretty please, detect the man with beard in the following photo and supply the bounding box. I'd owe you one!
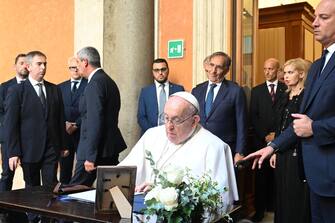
[0,54,29,222]
[0,53,29,192]
[137,58,184,135]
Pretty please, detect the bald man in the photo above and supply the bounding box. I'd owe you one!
[249,58,287,222]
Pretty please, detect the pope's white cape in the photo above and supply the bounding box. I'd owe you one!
[119,125,239,205]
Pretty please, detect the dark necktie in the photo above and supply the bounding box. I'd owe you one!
[318,49,329,77]
[205,83,217,117]
[269,84,275,103]
[158,84,166,125]
[72,81,79,93]
[37,83,46,107]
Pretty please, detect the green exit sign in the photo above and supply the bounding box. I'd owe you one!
[168,39,184,58]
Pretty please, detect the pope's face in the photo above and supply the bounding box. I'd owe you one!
[164,97,198,145]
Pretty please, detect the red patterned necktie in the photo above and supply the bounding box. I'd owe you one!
[269,84,275,103]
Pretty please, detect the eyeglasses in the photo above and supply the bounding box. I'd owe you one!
[159,113,195,126]
[69,66,78,71]
[153,67,168,73]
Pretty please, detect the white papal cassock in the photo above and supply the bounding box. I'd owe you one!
[119,125,239,207]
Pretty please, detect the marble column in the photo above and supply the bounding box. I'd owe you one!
[103,0,154,159]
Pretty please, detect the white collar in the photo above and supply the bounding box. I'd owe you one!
[88,68,102,82]
[325,42,335,56]
[266,80,278,86]
[154,80,169,88]
[28,76,44,85]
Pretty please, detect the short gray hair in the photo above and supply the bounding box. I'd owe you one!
[26,51,46,65]
[77,46,101,68]
[210,51,231,68]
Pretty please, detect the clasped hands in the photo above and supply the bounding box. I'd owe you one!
[243,113,313,170]
[66,121,78,135]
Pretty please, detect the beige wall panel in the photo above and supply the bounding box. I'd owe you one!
[74,0,104,58]
[256,27,285,85]
[193,0,229,86]
[304,29,314,62]
[103,0,154,159]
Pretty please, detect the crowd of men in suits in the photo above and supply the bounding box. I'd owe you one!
[1,1,335,221]
[0,48,254,222]
[0,48,327,223]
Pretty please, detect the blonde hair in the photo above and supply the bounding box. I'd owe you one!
[283,58,311,92]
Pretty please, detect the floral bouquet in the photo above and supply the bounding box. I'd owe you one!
[139,150,231,223]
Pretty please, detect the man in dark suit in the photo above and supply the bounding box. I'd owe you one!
[5,51,66,189]
[4,51,67,223]
[0,54,29,223]
[249,58,287,222]
[58,57,87,184]
[192,51,247,164]
[70,46,127,187]
[244,0,335,222]
[137,58,184,134]
[0,53,28,192]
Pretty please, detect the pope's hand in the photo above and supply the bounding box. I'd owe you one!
[135,182,152,193]
[84,160,96,172]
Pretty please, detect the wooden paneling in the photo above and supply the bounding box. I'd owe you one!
[256,27,285,85]
[257,2,317,86]
[305,29,314,61]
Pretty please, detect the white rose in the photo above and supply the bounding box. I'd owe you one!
[145,185,162,201]
[158,187,178,211]
[165,166,184,185]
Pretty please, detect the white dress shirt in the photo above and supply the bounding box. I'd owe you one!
[28,76,46,99]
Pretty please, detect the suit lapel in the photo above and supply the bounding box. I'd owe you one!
[150,84,159,116]
[71,80,86,104]
[274,83,286,105]
[44,82,51,118]
[303,54,335,112]
[168,83,175,96]
[25,80,47,118]
[197,83,208,119]
[63,81,72,105]
[207,81,229,119]
[261,83,273,104]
